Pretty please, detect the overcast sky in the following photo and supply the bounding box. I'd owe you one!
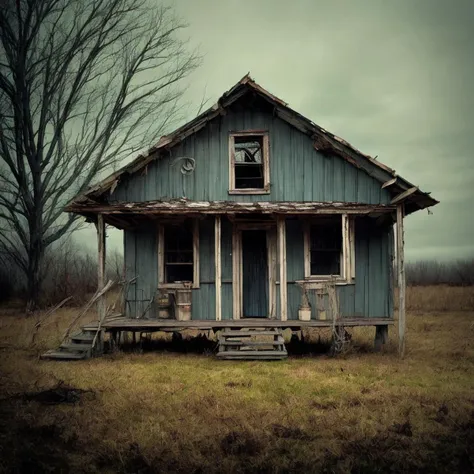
[82,0,474,262]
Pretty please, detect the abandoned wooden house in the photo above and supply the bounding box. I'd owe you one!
[44,75,438,360]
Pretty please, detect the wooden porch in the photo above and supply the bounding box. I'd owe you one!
[83,317,395,333]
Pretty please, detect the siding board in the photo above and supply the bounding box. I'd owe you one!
[111,109,390,205]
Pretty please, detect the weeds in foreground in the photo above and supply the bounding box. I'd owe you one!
[0,298,473,473]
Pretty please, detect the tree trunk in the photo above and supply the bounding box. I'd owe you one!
[26,229,44,313]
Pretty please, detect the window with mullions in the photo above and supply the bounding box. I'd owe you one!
[158,219,199,288]
[229,132,270,193]
[164,223,194,283]
[303,215,355,282]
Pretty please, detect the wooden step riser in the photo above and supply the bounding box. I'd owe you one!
[221,330,282,337]
[217,356,288,360]
[219,339,285,346]
[41,350,88,360]
[217,350,287,357]
[71,336,94,344]
[60,343,93,352]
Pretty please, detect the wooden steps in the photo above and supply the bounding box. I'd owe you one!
[217,328,287,360]
[41,350,88,360]
[41,328,97,361]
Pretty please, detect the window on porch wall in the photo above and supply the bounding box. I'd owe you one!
[158,219,199,288]
[310,217,342,275]
[304,215,355,282]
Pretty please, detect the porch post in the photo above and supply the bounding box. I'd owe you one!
[215,216,222,321]
[96,214,106,351]
[396,204,406,358]
[277,216,287,321]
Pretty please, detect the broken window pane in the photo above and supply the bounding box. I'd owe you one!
[310,217,342,275]
[234,135,264,189]
[164,221,194,283]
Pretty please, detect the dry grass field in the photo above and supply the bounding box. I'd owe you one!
[0,286,473,473]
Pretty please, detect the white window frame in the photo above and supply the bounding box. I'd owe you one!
[228,131,270,194]
[303,214,355,284]
[158,219,200,289]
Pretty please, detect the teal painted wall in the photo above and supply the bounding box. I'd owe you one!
[111,103,391,205]
[124,216,230,320]
[123,216,393,320]
[284,217,393,320]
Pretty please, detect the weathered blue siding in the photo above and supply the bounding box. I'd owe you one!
[111,107,391,205]
[124,225,158,319]
[123,216,393,320]
[284,217,393,320]
[124,217,224,320]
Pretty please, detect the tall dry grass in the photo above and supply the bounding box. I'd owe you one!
[404,285,474,312]
[0,286,473,473]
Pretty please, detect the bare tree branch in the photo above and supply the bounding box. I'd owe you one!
[0,0,200,309]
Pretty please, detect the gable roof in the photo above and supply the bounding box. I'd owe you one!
[68,74,438,215]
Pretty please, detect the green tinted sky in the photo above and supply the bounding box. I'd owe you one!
[91,0,473,261]
[170,0,474,261]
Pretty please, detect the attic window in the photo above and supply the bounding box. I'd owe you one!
[229,132,270,194]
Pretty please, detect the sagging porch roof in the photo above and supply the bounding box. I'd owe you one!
[68,199,397,229]
[67,74,438,216]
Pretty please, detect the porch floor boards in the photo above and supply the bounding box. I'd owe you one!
[83,317,394,332]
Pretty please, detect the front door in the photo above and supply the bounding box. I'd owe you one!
[242,230,268,318]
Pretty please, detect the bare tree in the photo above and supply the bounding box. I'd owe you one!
[0,0,199,310]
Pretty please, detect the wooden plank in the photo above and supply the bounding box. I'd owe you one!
[396,204,406,358]
[69,201,397,215]
[391,186,418,205]
[157,224,164,286]
[381,177,397,189]
[277,216,288,321]
[215,216,222,321]
[97,317,395,330]
[40,351,87,360]
[222,330,281,337]
[267,227,277,318]
[217,350,287,357]
[342,214,350,281]
[193,218,200,288]
[229,134,235,191]
[303,222,310,278]
[232,225,240,319]
[96,214,106,323]
[263,132,270,192]
[349,216,356,280]
[219,338,285,346]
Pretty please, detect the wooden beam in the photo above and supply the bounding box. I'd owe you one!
[215,216,221,321]
[381,177,397,189]
[157,224,164,286]
[232,226,241,319]
[349,216,356,280]
[96,214,106,325]
[342,214,350,281]
[193,219,200,288]
[396,204,406,358]
[277,216,287,321]
[303,222,310,278]
[267,227,277,319]
[391,186,418,205]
